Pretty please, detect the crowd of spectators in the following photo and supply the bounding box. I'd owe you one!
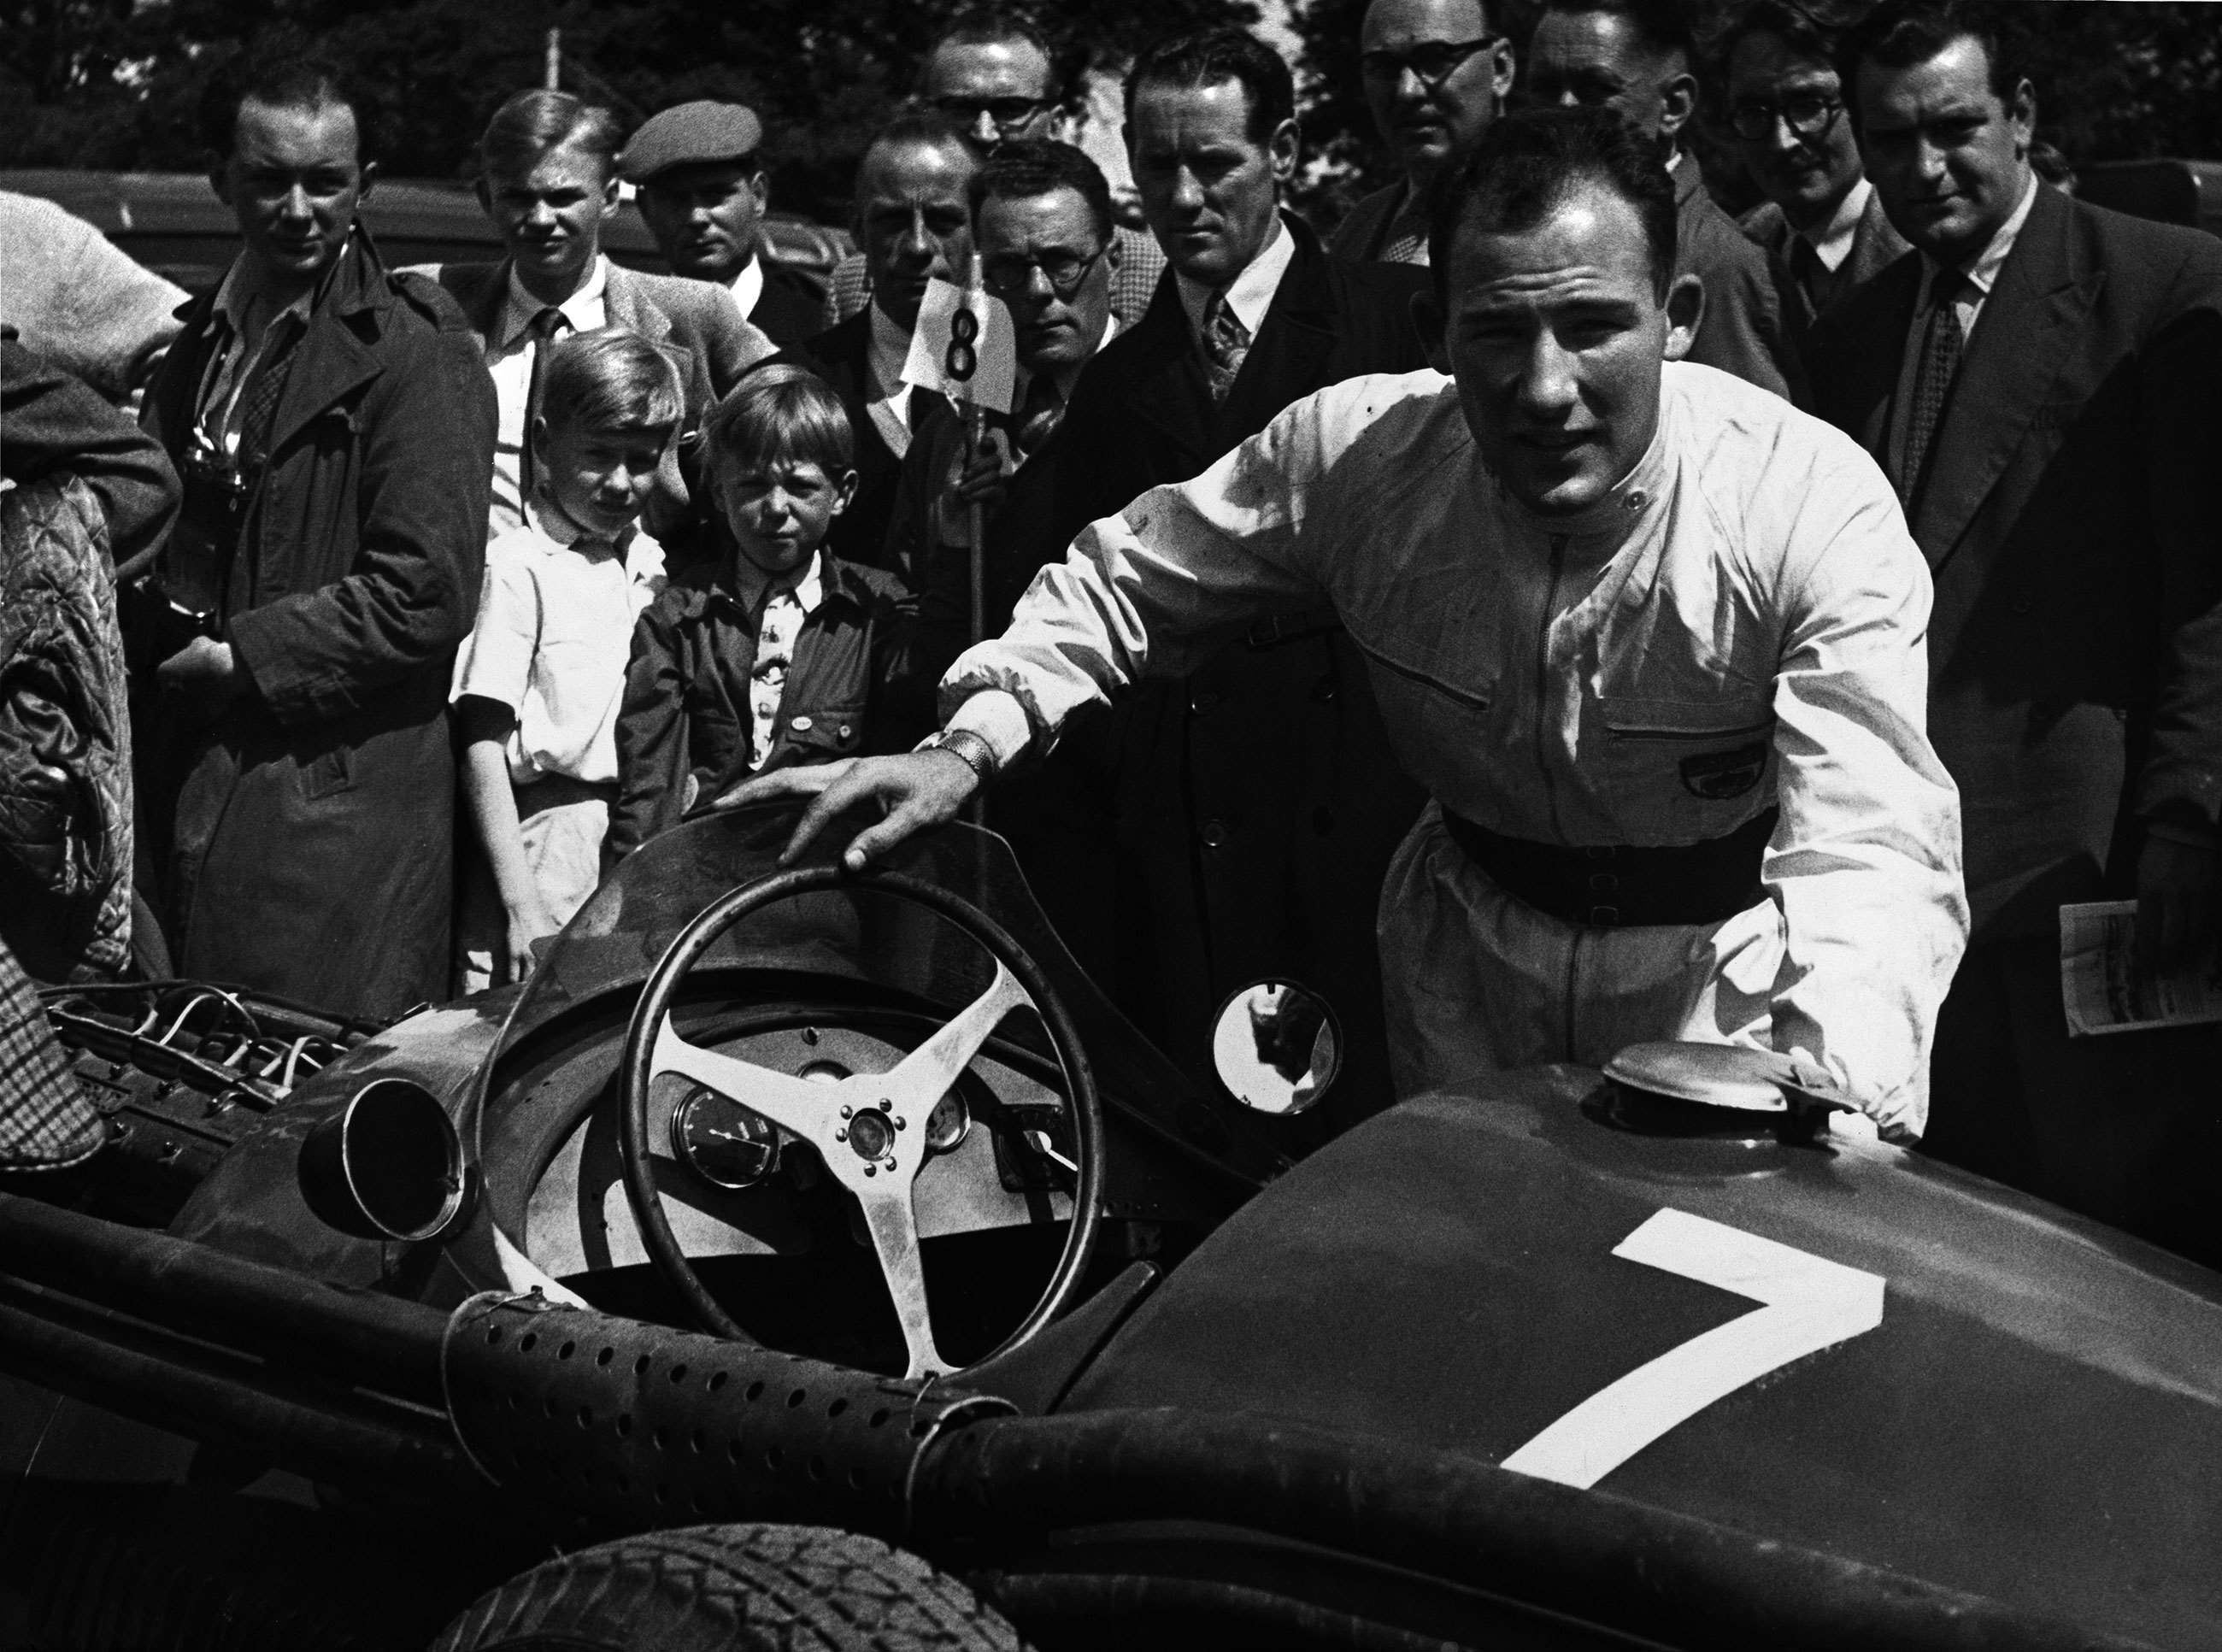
[1,0,2218,1270]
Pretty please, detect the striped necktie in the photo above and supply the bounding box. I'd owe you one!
[1902,269,1966,510]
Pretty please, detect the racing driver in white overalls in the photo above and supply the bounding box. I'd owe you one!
[733,109,1968,1141]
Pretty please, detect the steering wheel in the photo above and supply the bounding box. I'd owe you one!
[617,865,1105,1379]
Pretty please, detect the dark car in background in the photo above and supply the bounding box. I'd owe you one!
[0,168,853,299]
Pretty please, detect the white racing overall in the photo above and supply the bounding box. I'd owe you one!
[944,363,1968,1136]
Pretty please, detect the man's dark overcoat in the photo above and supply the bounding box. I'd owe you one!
[1807,183,2222,1253]
[140,232,496,1020]
[1010,215,1433,1120]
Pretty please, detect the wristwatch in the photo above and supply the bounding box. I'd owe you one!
[915,726,1000,786]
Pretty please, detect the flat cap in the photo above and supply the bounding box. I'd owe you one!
[620,101,765,182]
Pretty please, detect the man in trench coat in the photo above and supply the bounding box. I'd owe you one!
[138,58,495,1020]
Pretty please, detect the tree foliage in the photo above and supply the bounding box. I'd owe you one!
[1287,0,2222,223]
[0,0,1255,223]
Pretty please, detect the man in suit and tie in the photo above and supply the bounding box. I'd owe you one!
[820,9,1167,332]
[1723,0,1908,346]
[1808,0,2222,1262]
[981,27,1434,1125]
[775,114,979,570]
[1331,0,1515,267]
[416,90,775,542]
[620,100,827,348]
[1525,0,1799,400]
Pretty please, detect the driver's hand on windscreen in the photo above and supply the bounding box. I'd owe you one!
[716,752,983,872]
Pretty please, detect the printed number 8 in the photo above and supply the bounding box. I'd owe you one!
[945,309,979,382]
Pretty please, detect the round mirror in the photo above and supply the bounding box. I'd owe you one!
[1211,980,1342,1116]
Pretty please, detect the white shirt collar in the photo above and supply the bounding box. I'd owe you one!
[1934,172,2038,302]
[1021,312,1121,405]
[867,301,914,399]
[500,254,610,347]
[727,253,765,320]
[1176,215,1293,342]
[213,249,320,346]
[1802,178,1873,273]
[732,547,825,615]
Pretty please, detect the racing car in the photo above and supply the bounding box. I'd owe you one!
[0,802,2215,1651]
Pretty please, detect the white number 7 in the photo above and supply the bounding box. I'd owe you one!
[1499,1208,1885,1490]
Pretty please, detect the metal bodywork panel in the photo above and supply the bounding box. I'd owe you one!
[1061,1067,2222,1649]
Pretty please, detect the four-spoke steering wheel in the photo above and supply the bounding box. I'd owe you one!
[617,866,1105,1379]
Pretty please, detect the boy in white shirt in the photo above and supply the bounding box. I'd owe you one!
[452,329,681,988]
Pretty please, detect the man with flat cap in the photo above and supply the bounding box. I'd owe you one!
[623,100,825,347]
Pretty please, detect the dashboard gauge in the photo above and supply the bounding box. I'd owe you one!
[670,1085,780,1190]
[925,1090,969,1154]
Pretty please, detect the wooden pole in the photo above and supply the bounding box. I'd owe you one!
[544,29,561,91]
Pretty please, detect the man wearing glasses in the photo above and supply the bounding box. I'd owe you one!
[821,9,1166,329]
[1525,0,1798,400]
[1722,0,1908,338]
[887,141,1121,635]
[1331,0,1514,267]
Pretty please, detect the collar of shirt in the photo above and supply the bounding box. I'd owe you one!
[727,252,765,320]
[526,493,630,559]
[723,549,826,621]
[1802,177,1872,274]
[211,250,319,352]
[498,254,611,348]
[1488,396,1673,560]
[1016,311,1122,408]
[1176,214,1292,342]
[1927,171,2038,308]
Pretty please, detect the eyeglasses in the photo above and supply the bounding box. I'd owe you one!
[932,95,1053,132]
[980,244,1108,298]
[1358,37,1501,87]
[1729,91,1844,142]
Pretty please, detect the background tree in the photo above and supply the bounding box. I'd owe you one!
[0,0,1255,223]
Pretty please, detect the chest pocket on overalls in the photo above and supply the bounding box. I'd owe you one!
[1597,696,1774,838]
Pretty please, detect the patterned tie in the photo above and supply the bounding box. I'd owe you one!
[234,311,304,477]
[1901,269,1966,509]
[1202,291,1250,404]
[520,306,570,504]
[1011,373,1064,457]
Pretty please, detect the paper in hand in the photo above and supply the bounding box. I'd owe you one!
[901,278,1018,414]
[2059,900,2222,1036]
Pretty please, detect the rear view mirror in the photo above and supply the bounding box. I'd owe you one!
[1211,980,1342,1116]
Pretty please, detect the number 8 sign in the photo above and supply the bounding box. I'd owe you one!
[902,278,1017,414]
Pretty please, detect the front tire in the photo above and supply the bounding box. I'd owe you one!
[431,1523,1026,1652]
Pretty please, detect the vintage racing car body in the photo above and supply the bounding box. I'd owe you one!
[0,806,2216,1650]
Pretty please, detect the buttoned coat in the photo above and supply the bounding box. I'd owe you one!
[139,232,496,1018]
[1807,184,2222,938]
[1005,215,1433,1120]
[609,556,919,856]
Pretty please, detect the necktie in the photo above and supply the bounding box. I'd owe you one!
[1202,291,1250,404]
[1902,269,1966,509]
[234,311,304,477]
[1789,237,1831,315]
[1011,373,1064,457]
[520,305,570,505]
